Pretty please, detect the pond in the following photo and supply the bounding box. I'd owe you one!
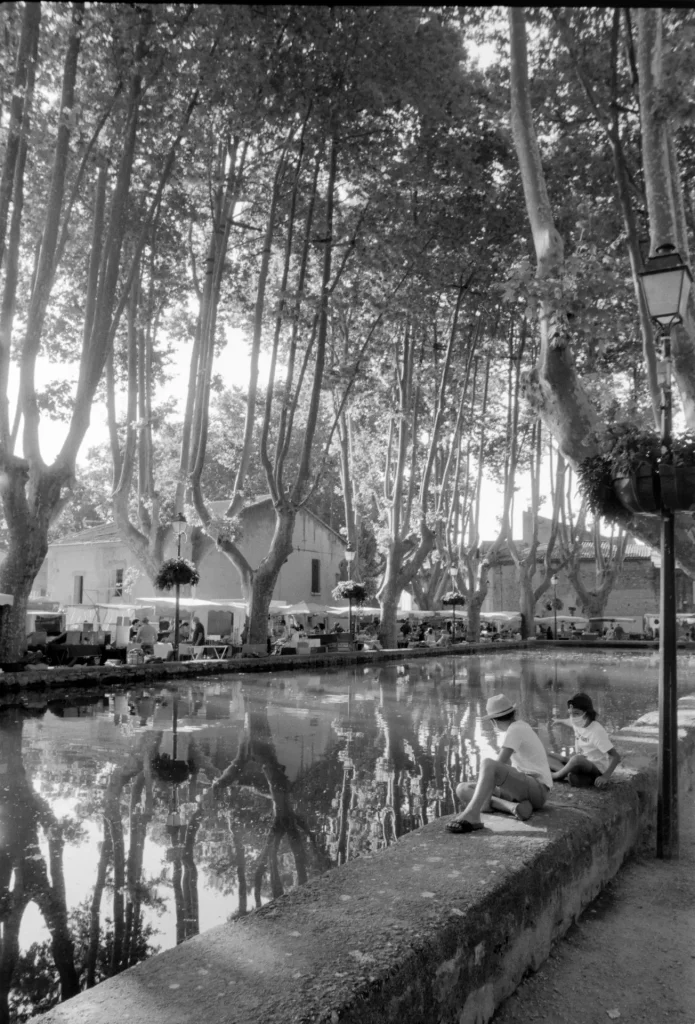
[3,649,693,1020]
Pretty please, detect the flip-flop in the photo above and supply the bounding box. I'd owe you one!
[446,819,484,834]
[513,800,533,821]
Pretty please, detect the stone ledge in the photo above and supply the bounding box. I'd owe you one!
[0,641,529,697]
[36,696,695,1024]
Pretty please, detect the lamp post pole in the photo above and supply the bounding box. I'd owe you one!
[346,543,355,637]
[658,326,678,859]
[550,574,559,640]
[638,242,693,859]
[172,513,187,662]
[449,564,458,642]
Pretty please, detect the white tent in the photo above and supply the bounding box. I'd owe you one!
[0,594,14,607]
[535,615,588,626]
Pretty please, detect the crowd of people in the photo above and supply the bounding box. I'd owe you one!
[129,615,206,656]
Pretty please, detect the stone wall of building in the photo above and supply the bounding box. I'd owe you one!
[483,556,693,623]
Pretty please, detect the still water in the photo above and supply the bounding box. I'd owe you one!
[3,649,692,1019]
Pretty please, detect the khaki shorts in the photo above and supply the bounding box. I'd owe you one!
[493,763,549,809]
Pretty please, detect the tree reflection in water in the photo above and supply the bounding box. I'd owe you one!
[0,677,484,1020]
[0,654,630,1020]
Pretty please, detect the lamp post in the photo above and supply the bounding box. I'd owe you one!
[172,512,187,661]
[638,242,693,859]
[550,574,559,640]
[345,543,355,636]
[449,564,458,641]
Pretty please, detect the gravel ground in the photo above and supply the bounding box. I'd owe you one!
[491,785,695,1024]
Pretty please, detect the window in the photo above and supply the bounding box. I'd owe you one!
[73,575,84,604]
[114,568,124,597]
[311,558,321,594]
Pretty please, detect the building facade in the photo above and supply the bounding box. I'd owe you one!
[481,512,694,620]
[46,499,347,612]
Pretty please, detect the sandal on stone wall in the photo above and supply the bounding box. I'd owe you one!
[446,819,484,834]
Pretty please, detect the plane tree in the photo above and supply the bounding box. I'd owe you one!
[0,2,217,658]
[505,7,695,569]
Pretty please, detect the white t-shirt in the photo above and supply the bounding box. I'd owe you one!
[574,720,614,773]
[500,719,553,789]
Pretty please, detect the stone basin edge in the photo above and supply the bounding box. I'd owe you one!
[36,694,695,1024]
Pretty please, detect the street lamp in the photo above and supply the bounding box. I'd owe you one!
[172,512,187,661]
[638,243,692,859]
[550,574,559,640]
[345,543,356,636]
[449,564,458,641]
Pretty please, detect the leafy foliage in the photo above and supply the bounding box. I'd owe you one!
[153,558,200,590]
[442,591,467,607]
[332,580,367,603]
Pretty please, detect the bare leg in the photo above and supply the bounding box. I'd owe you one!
[552,753,596,781]
[456,780,495,814]
[452,760,503,824]
[546,751,567,773]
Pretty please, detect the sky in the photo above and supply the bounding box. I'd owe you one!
[27,324,541,543]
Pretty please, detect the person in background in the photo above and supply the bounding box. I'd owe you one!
[191,616,205,646]
[136,616,158,655]
[129,618,140,641]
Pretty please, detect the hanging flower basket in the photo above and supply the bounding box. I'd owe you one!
[577,423,661,521]
[442,591,466,607]
[332,580,367,603]
[612,463,661,515]
[658,464,695,512]
[154,558,200,591]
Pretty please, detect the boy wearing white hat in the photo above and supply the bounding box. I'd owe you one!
[447,693,552,834]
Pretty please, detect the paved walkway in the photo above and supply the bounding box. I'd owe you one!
[491,784,695,1024]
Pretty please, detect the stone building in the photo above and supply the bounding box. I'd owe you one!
[481,512,694,621]
[46,498,347,620]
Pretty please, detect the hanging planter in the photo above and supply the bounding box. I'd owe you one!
[577,423,661,521]
[154,557,200,591]
[658,464,695,512]
[332,580,367,603]
[442,591,466,608]
[612,462,661,515]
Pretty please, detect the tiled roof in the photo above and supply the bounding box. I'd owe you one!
[211,496,346,545]
[51,522,121,546]
[50,499,348,549]
[481,537,652,562]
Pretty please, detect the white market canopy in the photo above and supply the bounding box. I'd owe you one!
[135,597,291,614]
[536,615,588,625]
[0,594,14,607]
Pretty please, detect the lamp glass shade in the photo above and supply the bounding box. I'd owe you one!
[639,248,693,325]
[550,574,559,586]
[172,512,187,536]
[448,565,458,578]
[345,546,356,563]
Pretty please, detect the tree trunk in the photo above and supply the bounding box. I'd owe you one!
[247,504,295,644]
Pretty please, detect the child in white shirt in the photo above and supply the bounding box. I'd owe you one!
[551,692,620,789]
